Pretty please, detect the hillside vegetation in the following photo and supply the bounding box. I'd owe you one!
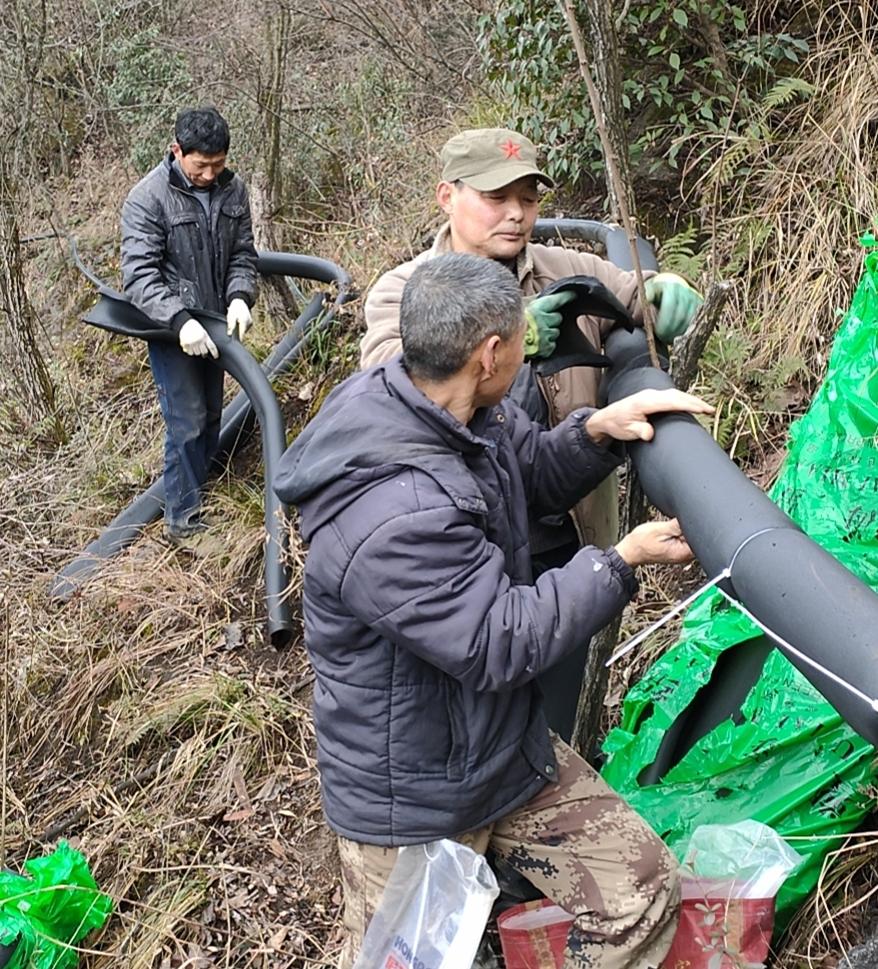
[1,1,877,965]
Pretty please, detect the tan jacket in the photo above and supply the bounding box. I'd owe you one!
[360,223,653,548]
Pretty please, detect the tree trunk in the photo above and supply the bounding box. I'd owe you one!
[261,2,289,213]
[561,0,657,758]
[0,172,65,444]
[671,281,732,391]
[250,170,301,330]
[250,5,303,331]
[579,0,633,221]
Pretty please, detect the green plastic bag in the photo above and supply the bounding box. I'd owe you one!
[0,841,112,968]
[602,238,878,928]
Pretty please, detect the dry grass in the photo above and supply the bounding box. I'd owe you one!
[776,829,878,967]
[0,151,342,969]
[1,413,338,966]
[669,3,878,473]
[0,207,376,959]
[0,19,471,960]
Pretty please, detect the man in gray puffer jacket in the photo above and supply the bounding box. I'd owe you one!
[121,106,257,543]
[275,253,713,968]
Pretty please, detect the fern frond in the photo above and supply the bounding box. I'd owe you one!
[658,225,707,278]
[762,76,816,110]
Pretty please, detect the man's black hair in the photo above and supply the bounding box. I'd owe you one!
[174,107,230,156]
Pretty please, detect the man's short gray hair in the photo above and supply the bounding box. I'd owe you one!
[400,253,523,380]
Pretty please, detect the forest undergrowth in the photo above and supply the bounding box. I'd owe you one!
[2,1,878,965]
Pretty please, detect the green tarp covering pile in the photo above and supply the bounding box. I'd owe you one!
[602,238,878,927]
[0,841,111,968]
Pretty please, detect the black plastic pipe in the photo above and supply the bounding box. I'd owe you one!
[0,940,16,968]
[50,291,326,590]
[529,226,878,753]
[525,220,658,743]
[603,326,878,748]
[52,252,353,649]
[55,292,293,645]
[533,218,657,272]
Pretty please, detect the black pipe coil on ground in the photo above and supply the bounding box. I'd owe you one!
[51,251,353,650]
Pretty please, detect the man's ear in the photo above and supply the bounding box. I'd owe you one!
[476,334,502,381]
[170,142,183,162]
[436,180,455,215]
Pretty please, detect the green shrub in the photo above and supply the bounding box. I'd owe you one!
[105,25,192,172]
[477,0,810,187]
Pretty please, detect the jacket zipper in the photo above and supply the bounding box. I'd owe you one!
[170,180,228,299]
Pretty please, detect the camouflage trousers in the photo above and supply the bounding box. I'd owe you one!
[336,735,680,969]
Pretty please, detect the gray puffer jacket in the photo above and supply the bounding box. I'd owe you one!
[120,154,257,331]
[274,358,638,845]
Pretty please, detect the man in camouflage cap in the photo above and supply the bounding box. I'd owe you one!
[360,127,702,741]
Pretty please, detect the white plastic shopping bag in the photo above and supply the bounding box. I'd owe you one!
[351,838,499,969]
[662,819,802,969]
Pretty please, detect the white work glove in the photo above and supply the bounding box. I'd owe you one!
[178,318,218,359]
[226,298,252,339]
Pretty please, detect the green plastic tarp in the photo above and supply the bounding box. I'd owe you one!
[0,841,112,968]
[601,238,878,927]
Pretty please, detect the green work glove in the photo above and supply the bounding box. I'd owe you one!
[644,272,703,342]
[523,291,577,359]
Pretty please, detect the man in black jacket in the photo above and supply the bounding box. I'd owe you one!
[121,106,257,543]
[276,253,713,968]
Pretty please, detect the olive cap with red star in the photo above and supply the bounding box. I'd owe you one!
[439,128,554,191]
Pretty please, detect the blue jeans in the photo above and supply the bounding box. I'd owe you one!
[149,341,224,532]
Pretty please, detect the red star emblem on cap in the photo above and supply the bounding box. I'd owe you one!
[499,139,522,159]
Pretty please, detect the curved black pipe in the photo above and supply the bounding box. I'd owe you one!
[533,218,658,272]
[0,940,17,968]
[640,634,773,785]
[603,326,878,748]
[52,251,353,649]
[255,250,348,286]
[54,291,293,646]
[48,295,327,593]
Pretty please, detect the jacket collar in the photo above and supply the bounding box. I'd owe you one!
[276,358,500,520]
[378,358,500,515]
[163,152,234,193]
[383,356,502,455]
[430,222,535,287]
